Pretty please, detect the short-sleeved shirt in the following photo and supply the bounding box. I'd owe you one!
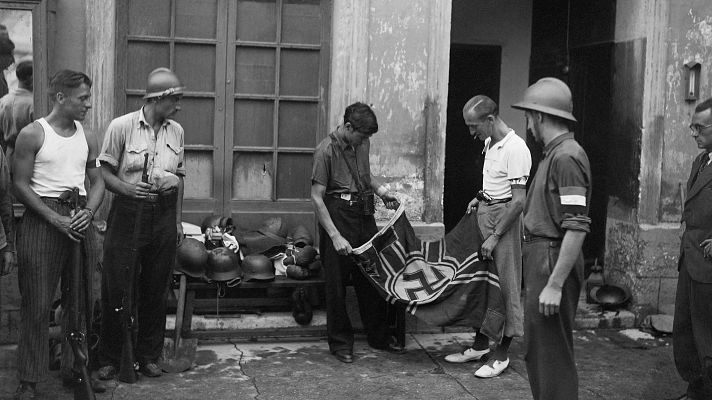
[311,130,371,195]
[0,88,34,151]
[99,107,185,192]
[523,132,592,239]
[482,129,532,199]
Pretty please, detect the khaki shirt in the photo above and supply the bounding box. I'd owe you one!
[99,107,185,191]
[311,130,371,195]
[523,132,592,239]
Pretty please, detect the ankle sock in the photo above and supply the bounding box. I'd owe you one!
[472,331,489,351]
[493,336,513,360]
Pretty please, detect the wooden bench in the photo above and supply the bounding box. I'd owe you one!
[170,272,406,343]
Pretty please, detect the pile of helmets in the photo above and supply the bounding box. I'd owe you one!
[175,215,320,283]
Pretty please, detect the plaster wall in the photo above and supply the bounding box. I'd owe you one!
[606,0,712,316]
[329,0,451,224]
[450,0,532,140]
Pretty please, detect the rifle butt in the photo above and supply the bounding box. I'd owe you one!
[118,328,138,383]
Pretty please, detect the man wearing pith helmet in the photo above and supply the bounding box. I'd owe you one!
[97,68,186,381]
[512,77,592,400]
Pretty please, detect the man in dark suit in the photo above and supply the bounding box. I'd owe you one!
[674,97,712,400]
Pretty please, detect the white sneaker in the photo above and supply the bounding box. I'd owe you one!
[474,357,509,378]
[444,347,490,363]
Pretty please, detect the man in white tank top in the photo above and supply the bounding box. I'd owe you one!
[12,70,105,398]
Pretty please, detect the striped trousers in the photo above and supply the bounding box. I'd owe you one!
[16,198,101,383]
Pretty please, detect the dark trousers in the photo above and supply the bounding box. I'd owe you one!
[98,194,177,367]
[674,261,712,399]
[16,198,100,383]
[320,196,389,353]
[523,238,581,400]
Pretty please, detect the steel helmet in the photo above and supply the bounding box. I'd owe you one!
[288,224,313,247]
[143,67,184,100]
[242,254,275,282]
[205,247,241,282]
[175,238,208,278]
[512,77,577,122]
[200,215,222,233]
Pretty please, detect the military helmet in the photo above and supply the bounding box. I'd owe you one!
[200,215,234,234]
[175,238,208,278]
[512,77,577,122]
[143,67,184,100]
[205,247,241,282]
[288,224,313,247]
[242,254,275,282]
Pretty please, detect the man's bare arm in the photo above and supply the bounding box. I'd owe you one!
[311,183,351,255]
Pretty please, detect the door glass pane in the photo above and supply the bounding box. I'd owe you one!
[175,43,216,92]
[278,101,316,148]
[128,0,170,37]
[127,42,170,89]
[234,100,274,147]
[126,95,144,115]
[236,0,276,42]
[176,0,218,39]
[173,98,215,146]
[235,47,276,94]
[282,0,321,44]
[232,152,273,199]
[276,153,312,199]
[184,151,213,198]
[279,49,319,96]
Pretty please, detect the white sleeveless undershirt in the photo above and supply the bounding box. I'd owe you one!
[31,118,88,197]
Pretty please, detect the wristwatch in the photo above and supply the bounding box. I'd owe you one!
[492,230,501,239]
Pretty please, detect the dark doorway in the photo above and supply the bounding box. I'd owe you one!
[444,44,501,233]
[528,0,616,262]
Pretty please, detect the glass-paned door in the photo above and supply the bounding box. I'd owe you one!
[225,0,329,229]
[117,0,330,231]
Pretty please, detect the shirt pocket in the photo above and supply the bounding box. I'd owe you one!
[125,143,148,173]
[163,140,183,172]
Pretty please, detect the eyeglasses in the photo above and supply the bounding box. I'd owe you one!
[689,122,712,134]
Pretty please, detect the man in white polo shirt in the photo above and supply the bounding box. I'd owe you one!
[445,95,532,379]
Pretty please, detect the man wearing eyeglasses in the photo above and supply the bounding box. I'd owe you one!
[673,97,712,400]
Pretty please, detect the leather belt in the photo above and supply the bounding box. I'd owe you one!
[329,192,364,204]
[145,188,177,203]
[483,197,512,206]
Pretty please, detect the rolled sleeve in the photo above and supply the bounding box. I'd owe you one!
[554,152,591,232]
[311,144,330,187]
[99,119,126,170]
[506,140,532,182]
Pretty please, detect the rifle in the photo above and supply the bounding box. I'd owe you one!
[118,153,149,383]
[61,187,95,400]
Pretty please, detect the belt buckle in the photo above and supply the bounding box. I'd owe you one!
[340,193,352,201]
[146,192,159,202]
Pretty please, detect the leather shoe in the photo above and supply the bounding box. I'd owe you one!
[332,350,353,363]
[370,337,406,354]
[97,365,116,381]
[62,375,107,393]
[13,383,36,400]
[138,362,163,377]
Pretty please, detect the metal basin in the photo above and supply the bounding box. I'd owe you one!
[589,284,630,309]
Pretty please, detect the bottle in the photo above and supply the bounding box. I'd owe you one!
[586,258,605,304]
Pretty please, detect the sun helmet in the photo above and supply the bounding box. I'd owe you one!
[143,67,184,100]
[512,77,577,122]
